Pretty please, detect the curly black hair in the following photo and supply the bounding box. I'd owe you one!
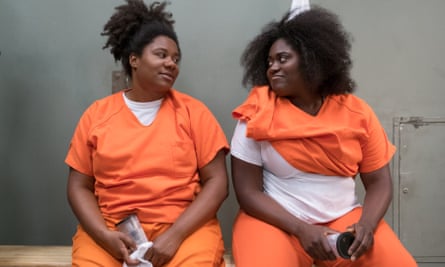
[101,0,180,77]
[241,6,355,95]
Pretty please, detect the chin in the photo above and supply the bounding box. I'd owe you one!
[158,82,174,90]
[270,87,285,96]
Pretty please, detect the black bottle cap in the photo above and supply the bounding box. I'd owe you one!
[336,232,355,259]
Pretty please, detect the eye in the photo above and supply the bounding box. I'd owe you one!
[278,54,289,63]
[156,52,167,59]
[172,56,181,64]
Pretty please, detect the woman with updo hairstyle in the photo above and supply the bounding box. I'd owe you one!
[65,1,229,266]
[230,6,417,267]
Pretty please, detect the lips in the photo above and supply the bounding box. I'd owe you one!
[270,74,285,80]
[269,74,287,91]
[269,74,286,85]
[159,72,175,82]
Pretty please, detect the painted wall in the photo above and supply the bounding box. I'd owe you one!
[0,0,289,246]
[1,1,444,263]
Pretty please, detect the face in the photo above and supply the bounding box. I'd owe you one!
[130,35,181,100]
[267,38,306,98]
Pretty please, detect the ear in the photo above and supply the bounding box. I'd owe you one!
[129,53,139,69]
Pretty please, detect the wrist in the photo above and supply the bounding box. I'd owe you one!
[291,219,307,237]
[357,218,378,232]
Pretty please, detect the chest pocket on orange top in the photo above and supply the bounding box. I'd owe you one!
[170,139,198,178]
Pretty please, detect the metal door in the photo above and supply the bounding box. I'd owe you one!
[393,117,445,264]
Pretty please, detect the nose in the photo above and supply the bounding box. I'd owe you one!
[164,57,177,69]
[268,60,280,74]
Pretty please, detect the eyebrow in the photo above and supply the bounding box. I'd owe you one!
[268,51,291,58]
[152,47,181,57]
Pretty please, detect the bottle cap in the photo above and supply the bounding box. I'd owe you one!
[336,232,355,259]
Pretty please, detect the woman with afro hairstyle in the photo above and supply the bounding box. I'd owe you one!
[65,1,229,266]
[230,6,417,267]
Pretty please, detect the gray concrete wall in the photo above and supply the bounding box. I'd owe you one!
[0,0,290,247]
[1,1,444,264]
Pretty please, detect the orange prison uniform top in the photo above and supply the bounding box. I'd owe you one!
[65,89,229,267]
[231,86,417,267]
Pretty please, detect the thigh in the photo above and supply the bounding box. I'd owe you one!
[72,225,121,267]
[232,211,313,267]
[349,218,417,267]
[316,208,417,267]
[165,218,225,267]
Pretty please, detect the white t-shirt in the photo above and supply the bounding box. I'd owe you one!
[231,121,360,224]
[123,93,162,126]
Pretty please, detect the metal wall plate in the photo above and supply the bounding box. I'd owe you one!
[393,117,445,263]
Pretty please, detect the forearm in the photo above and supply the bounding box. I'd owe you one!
[167,175,227,241]
[67,170,108,244]
[360,185,392,230]
[238,191,308,237]
[231,156,308,237]
[69,189,107,235]
[167,150,228,241]
[359,165,393,231]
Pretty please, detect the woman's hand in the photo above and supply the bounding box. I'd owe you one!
[67,168,139,265]
[346,222,374,261]
[144,229,182,267]
[99,229,140,266]
[297,224,338,261]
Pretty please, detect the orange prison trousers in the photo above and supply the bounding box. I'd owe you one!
[72,218,225,267]
[232,208,417,267]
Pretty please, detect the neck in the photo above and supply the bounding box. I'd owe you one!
[125,88,165,102]
[289,95,324,116]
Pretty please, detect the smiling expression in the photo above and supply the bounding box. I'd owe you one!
[267,38,307,98]
[130,35,181,101]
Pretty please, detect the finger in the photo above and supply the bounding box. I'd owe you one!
[345,224,355,233]
[347,231,363,257]
[118,243,130,259]
[150,252,166,267]
[310,242,333,261]
[124,256,140,266]
[352,232,373,261]
[349,235,367,260]
[120,246,140,266]
[153,257,168,266]
[323,229,339,236]
[321,237,337,261]
[144,248,154,262]
[151,255,161,267]
[119,233,137,251]
[305,245,321,260]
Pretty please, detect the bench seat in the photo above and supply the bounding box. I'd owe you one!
[0,246,237,267]
[0,246,71,267]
